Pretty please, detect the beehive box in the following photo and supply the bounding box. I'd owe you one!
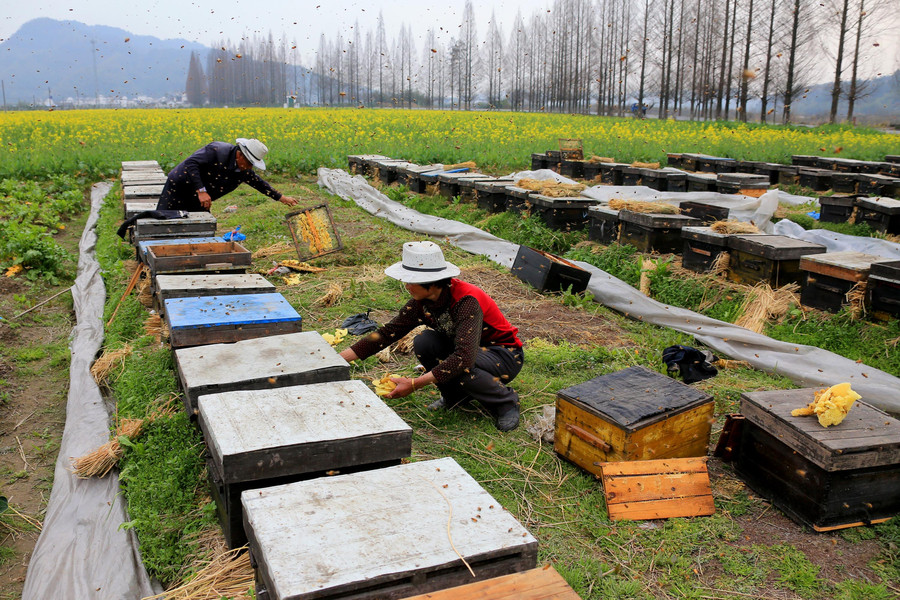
[120,171,167,186]
[797,168,833,192]
[155,273,275,312]
[559,159,585,179]
[554,366,714,477]
[135,237,225,264]
[347,154,390,176]
[199,380,412,547]
[716,172,769,197]
[620,166,642,186]
[618,211,699,254]
[587,205,620,245]
[371,159,411,185]
[531,153,549,171]
[686,173,718,192]
[705,157,737,173]
[244,458,538,600]
[663,170,687,192]
[818,194,857,223]
[814,156,839,170]
[122,160,161,171]
[131,212,217,245]
[857,174,899,198]
[855,197,900,234]
[831,158,866,173]
[774,164,800,186]
[666,153,685,169]
[145,241,251,276]
[734,389,900,531]
[678,201,730,224]
[735,160,764,173]
[418,169,444,195]
[582,161,603,182]
[474,180,516,213]
[123,184,165,201]
[860,161,892,174]
[681,226,730,273]
[791,155,820,167]
[505,187,537,215]
[868,260,900,319]
[639,169,668,191]
[511,246,591,294]
[123,201,158,220]
[437,172,489,199]
[799,251,883,313]
[545,150,562,172]
[754,163,784,186]
[598,162,626,185]
[175,331,349,415]
[726,235,827,287]
[458,176,499,203]
[163,293,303,349]
[830,173,860,194]
[401,567,582,600]
[528,195,597,231]
[396,164,439,190]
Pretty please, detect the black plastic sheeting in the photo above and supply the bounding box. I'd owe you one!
[318,167,900,416]
[23,183,160,600]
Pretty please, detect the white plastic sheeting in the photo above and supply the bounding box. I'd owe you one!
[318,168,900,415]
[23,184,160,600]
[773,219,900,261]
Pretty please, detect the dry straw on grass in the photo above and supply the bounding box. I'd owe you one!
[631,161,661,169]
[142,546,254,600]
[516,178,586,197]
[137,276,154,308]
[444,161,477,171]
[588,155,616,163]
[713,358,752,369]
[846,281,867,320]
[712,251,731,275]
[315,282,344,307]
[396,325,427,354]
[608,199,680,214]
[144,314,168,343]
[639,259,654,296]
[252,241,294,260]
[735,283,800,334]
[72,418,144,478]
[90,344,133,384]
[710,220,760,234]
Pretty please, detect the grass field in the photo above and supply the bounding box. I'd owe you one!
[2,107,899,599]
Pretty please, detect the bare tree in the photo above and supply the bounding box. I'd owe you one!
[185,51,206,106]
[738,0,755,121]
[828,0,852,123]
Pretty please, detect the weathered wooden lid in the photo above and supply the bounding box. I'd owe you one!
[529,194,597,208]
[857,196,900,214]
[681,226,729,245]
[472,178,516,191]
[242,458,537,600]
[740,388,900,471]
[557,366,713,431]
[717,172,769,185]
[618,211,698,229]
[727,235,827,260]
[798,251,885,281]
[588,205,620,217]
[818,194,857,207]
[870,260,900,280]
[155,273,274,295]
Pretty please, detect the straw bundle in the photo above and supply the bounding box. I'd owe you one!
[712,251,731,275]
[713,358,752,369]
[375,347,393,363]
[122,259,139,275]
[90,345,133,384]
[846,281,867,320]
[144,314,168,343]
[710,220,760,234]
[588,155,616,163]
[252,241,293,260]
[516,178,586,197]
[72,418,144,478]
[639,259,654,296]
[444,161,477,171]
[395,325,427,354]
[631,161,661,169]
[137,276,154,308]
[608,199,680,214]
[141,546,254,600]
[735,283,800,333]
[315,282,344,307]
[847,206,858,225]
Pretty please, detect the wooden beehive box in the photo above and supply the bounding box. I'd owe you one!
[511,246,591,294]
[132,211,217,244]
[347,154,390,176]
[582,161,603,182]
[818,194,857,223]
[681,226,730,273]
[474,180,516,213]
[734,388,900,531]
[716,172,769,197]
[868,260,900,320]
[397,164,439,190]
[620,166,642,186]
[830,173,860,194]
[175,331,350,415]
[797,167,833,192]
[618,211,699,254]
[685,173,718,192]
[120,171,167,186]
[528,195,597,231]
[163,292,303,350]
[726,235,827,287]
[545,150,562,172]
[554,366,714,477]
[145,241,251,276]
[666,153,684,169]
[814,156,839,170]
[123,201,158,220]
[244,458,538,600]
[559,159,586,179]
[791,155,820,167]
[598,162,627,185]
[438,172,491,200]
[370,159,411,185]
[531,153,549,171]
[136,237,225,264]
[754,163,784,186]
[855,197,900,234]
[857,174,899,197]
[505,186,537,215]
[663,170,687,192]
[154,273,275,312]
[831,158,866,173]
[774,164,800,186]
[799,251,883,313]
[199,380,412,547]
[123,184,165,201]
[678,201,730,225]
[122,160,161,170]
[639,169,668,191]
[401,566,582,600]
[587,205,620,245]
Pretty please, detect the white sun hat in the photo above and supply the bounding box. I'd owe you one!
[235,138,268,170]
[384,241,461,284]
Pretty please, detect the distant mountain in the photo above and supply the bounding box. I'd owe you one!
[0,18,211,106]
[778,70,900,121]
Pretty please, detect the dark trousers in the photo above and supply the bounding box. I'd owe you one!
[414,329,524,414]
[155,176,204,211]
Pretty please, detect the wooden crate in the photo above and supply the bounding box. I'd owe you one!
[505,187,536,215]
[244,458,538,600]
[797,167,833,191]
[734,389,900,531]
[136,236,225,264]
[587,206,620,245]
[155,273,275,311]
[163,293,303,350]
[511,246,591,294]
[175,331,350,415]
[474,180,515,213]
[528,195,597,231]
[855,197,900,234]
[598,457,715,521]
[868,260,900,319]
[145,241,251,276]
[799,251,883,313]
[681,226,729,273]
[400,566,581,600]
[726,235,827,287]
[199,380,412,547]
[679,201,730,225]
[554,366,714,477]
[618,211,700,254]
[818,194,857,223]
[132,212,217,245]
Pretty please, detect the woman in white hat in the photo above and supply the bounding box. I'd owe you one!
[156,138,299,211]
[340,241,524,432]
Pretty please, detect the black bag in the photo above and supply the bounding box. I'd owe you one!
[341,310,379,335]
[662,344,718,384]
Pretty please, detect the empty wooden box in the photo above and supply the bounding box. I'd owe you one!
[726,235,827,287]
[175,331,350,415]
[511,246,591,294]
[145,241,251,276]
[136,236,225,264]
[799,251,883,313]
[734,388,900,531]
[618,211,699,254]
[164,293,303,349]
[554,366,714,477]
[244,458,538,600]
[199,380,412,547]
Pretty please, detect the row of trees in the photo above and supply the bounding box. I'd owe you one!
[185,0,894,124]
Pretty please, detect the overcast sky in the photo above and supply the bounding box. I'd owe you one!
[2,1,899,80]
